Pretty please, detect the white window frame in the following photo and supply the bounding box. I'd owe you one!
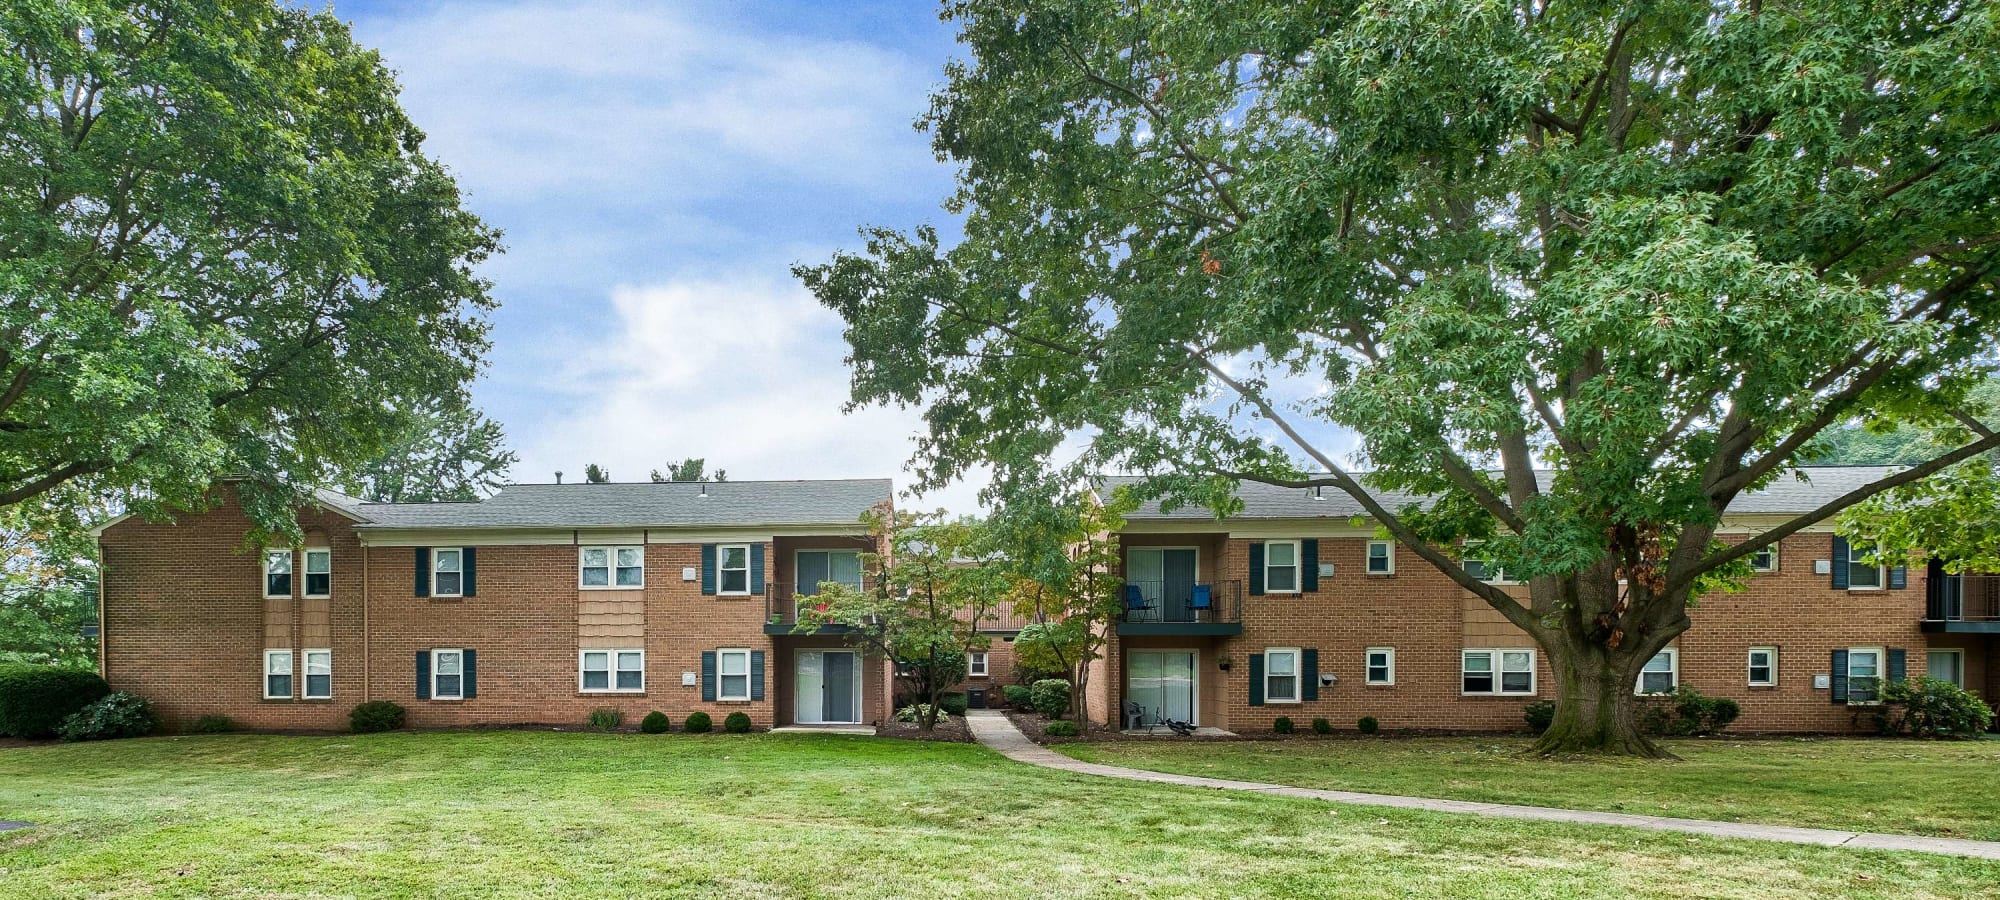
[1462,648,1536,696]
[1263,647,1302,703]
[1262,541,1301,594]
[717,544,752,596]
[968,651,989,678]
[1846,646,1884,705]
[1749,545,1777,573]
[716,647,752,700]
[263,550,293,599]
[1636,647,1679,695]
[1847,543,1884,590]
[432,648,465,700]
[303,648,332,699]
[1365,647,1395,686]
[1747,646,1778,687]
[263,649,293,699]
[1462,541,1517,585]
[579,648,645,693]
[579,545,645,590]
[432,548,464,598]
[1365,540,1395,575]
[1926,648,1965,688]
[303,548,332,598]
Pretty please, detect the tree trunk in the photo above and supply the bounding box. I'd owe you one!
[1532,634,1672,758]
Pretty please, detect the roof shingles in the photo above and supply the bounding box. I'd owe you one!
[353,479,891,530]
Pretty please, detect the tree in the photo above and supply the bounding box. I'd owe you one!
[583,464,611,484]
[993,490,1125,722]
[0,2,498,538]
[649,459,727,483]
[340,399,518,503]
[0,487,110,667]
[798,2,2000,756]
[1839,381,2000,572]
[795,507,1005,730]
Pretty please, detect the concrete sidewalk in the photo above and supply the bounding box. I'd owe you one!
[962,710,2000,860]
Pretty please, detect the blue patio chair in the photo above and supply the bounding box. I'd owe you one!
[1189,584,1212,622]
[1123,583,1152,612]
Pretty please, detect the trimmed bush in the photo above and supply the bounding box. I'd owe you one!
[349,700,406,734]
[723,711,752,733]
[1043,719,1080,737]
[56,692,157,742]
[190,715,236,734]
[1002,684,1032,710]
[1311,717,1332,735]
[1875,676,1994,738]
[1273,716,1294,734]
[1357,716,1380,734]
[938,692,969,717]
[895,703,945,723]
[640,711,671,734]
[684,711,713,733]
[1523,700,1556,735]
[1030,679,1071,719]
[588,708,623,731]
[0,664,111,739]
[1641,686,1740,736]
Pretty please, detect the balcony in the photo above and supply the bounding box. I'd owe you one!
[1923,572,2000,634]
[763,581,873,635]
[1117,579,1243,636]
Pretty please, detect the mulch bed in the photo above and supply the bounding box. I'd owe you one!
[874,715,975,743]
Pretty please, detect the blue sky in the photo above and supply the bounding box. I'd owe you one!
[330,0,981,508]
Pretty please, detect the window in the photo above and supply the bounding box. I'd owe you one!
[1263,541,1300,593]
[1927,649,1964,688]
[581,546,644,589]
[433,648,465,699]
[1637,648,1678,695]
[717,648,752,700]
[1749,546,1777,573]
[1365,647,1395,685]
[1365,540,1394,575]
[1847,542,1883,590]
[581,649,644,692]
[304,649,332,699]
[1846,647,1882,704]
[263,650,293,699]
[968,652,989,677]
[433,549,464,597]
[263,550,292,598]
[1748,647,1777,687]
[304,549,331,597]
[795,549,864,596]
[1463,649,1535,695]
[1463,541,1510,583]
[718,545,751,595]
[1264,647,1300,702]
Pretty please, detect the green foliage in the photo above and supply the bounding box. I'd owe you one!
[648,459,726,483]
[55,691,155,742]
[1011,621,1086,683]
[1042,719,1079,737]
[683,711,713,734]
[1640,687,1742,737]
[1030,679,1071,719]
[0,1,500,532]
[895,703,945,723]
[938,692,969,717]
[190,715,236,735]
[0,493,105,668]
[1874,677,1995,739]
[1002,684,1033,710]
[989,493,1127,722]
[723,712,752,734]
[1273,717,1294,734]
[583,465,611,484]
[348,701,406,734]
[0,663,109,738]
[1312,717,1333,735]
[339,398,517,503]
[587,708,623,732]
[1523,701,1557,735]
[1357,717,1379,735]
[640,711,671,734]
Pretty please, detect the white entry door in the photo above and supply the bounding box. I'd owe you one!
[1128,651,1196,726]
[796,650,861,724]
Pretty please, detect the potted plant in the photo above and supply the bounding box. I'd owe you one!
[1216,655,1234,672]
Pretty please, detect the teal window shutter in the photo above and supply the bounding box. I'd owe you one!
[462,548,478,597]
[701,651,717,701]
[414,547,431,597]
[700,545,717,595]
[1830,536,1850,589]
[750,544,766,596]
[1248,654,1265,706]
[1301,648,1319,700]
[416,650,431,699]
[1248,543,1265,596]
[1887,648,1906,683]
[1829,649,1848,704]
[1301,539,1319,592]
[751,650,766,700]
[463,649,478,698]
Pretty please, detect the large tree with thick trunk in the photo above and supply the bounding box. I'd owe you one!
[797,0,2000,756]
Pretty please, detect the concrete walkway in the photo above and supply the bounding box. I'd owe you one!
[963,710,2000,860]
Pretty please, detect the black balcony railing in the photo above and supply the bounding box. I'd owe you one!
[1925,571,2000,622]
[765,580,874,628]
[1118,579,1243,625]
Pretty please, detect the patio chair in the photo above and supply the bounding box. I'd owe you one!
[1189,584,1212,621]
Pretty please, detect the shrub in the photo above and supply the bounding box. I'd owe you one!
[1030,679,1072,718]
[938,692,969,717]
[684,711,713,733]
[895,703,945,723]
[190,715,236,734]
[1043,719,1080,737]
[1357,716,1380,734]
[723,711,752,733]
[1875,677,1994,738]
[0,664,111,739]
[1523,700,1556,735]
[1311,717,1332,735]
[588,708,623,731]
[1002,684,1032,709]
[1273,716,1294,734]
[349,700,406,734]
[1640,686,1741,736]
[55,692,157,742]
[640,711,671,734]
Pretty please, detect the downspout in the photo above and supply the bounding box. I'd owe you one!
[362,534,371,702]
[96,535,107,682]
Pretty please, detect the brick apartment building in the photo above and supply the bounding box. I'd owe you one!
[93,466,1994,734]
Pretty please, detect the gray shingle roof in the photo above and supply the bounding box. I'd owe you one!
[1103,466,1901,520]
[352,479,891,530]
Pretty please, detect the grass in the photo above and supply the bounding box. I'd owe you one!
[0,732,1994,898]
[1061,735,2000,841]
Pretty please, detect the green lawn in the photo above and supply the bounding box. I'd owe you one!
[0,733,1995,898]
[1061,736,2000,841]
